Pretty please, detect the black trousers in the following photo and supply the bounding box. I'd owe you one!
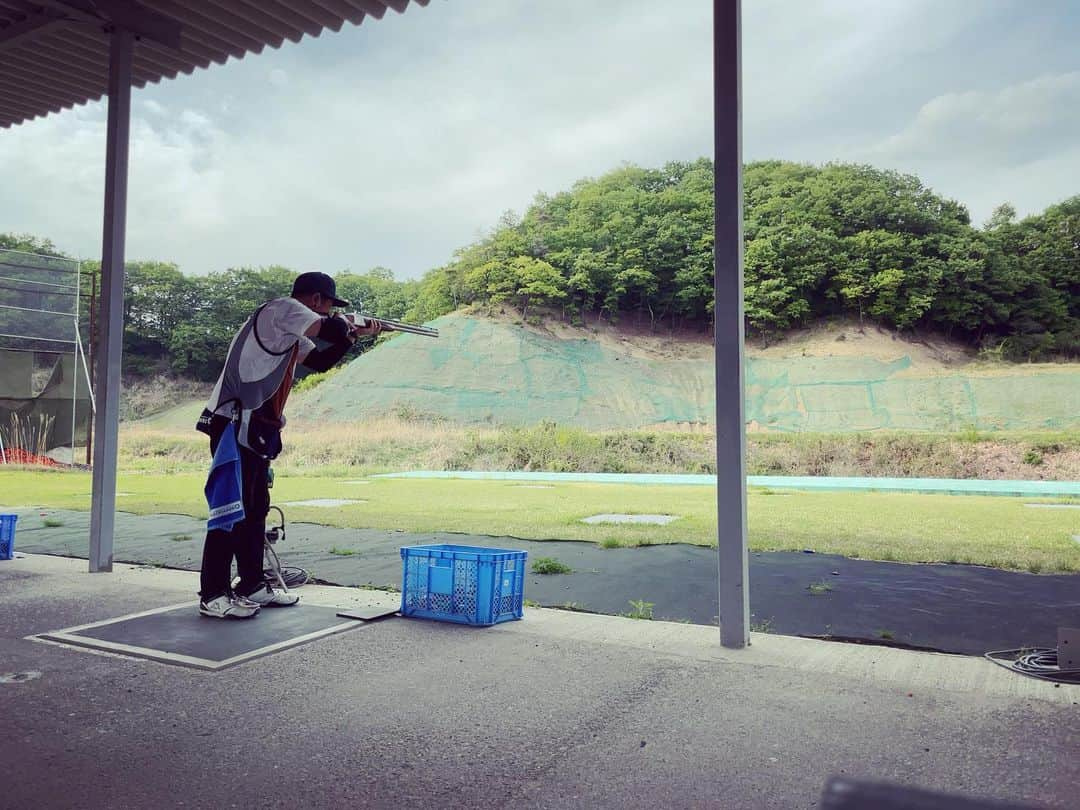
[199,433,270,601]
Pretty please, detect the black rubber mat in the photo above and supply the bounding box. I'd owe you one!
[36,602,366,670]
[11,508,1080,656]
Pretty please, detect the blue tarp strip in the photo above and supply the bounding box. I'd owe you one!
[371,471,1080,498]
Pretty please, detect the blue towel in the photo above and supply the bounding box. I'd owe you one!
[205,423,245,531]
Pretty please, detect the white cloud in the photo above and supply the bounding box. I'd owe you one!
[742,0,987,131]
[860,72,1080,222]
[870,72,1080,164]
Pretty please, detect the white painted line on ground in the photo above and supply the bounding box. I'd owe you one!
[34,632,230,670]
[580,513,679,525]
[1023,503,1080,509]
[28,635,153,664]
[32,600,197,635]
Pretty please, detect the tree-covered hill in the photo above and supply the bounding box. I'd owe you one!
[403,160,1078,360]
[2,158,1077,381]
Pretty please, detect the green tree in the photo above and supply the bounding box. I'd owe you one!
[985,202,1017,230]
[1020,197,1080,355]
[335,267,413,321]
[0,233,65,255]
[511,256,568,318]
[832,230,942,329]
[403,265,457,324]
[744,224,836,335]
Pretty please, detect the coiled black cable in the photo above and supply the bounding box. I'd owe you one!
[273,565,311,588]
[984,647,1080,683]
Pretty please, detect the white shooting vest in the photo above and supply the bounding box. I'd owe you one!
[196,303,298,459]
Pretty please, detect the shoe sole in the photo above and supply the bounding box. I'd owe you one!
[239,591,300,608]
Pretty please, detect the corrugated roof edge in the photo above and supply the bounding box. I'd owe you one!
[0,0,432,129]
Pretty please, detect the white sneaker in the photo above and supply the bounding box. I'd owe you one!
[233,593,262,609]
[199,594,260,619]
[242,583,300,608]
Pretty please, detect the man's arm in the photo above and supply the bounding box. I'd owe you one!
[299,314,382,373]
[300,341,352,373]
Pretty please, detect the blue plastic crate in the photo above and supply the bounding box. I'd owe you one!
[400,544,527,626]
[0,514,17,561]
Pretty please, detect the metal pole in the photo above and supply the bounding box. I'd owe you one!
[89,26,134,573]
[713,0,749,648]
[70,260,80,462]
[86,270,96,466]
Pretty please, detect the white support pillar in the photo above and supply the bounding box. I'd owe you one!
[89,27,134,573]
[713,0,749,648]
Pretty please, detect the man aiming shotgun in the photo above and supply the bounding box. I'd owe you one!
[195,271,387,619]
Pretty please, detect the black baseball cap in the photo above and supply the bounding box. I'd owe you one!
[291,271,349,307]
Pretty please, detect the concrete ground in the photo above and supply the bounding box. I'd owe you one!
[0,554,1077,810]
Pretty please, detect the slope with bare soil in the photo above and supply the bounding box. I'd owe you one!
[293,312,1079,434]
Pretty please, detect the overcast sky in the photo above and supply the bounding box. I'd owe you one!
[2,0,1078,279]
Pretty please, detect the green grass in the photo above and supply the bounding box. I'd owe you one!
[531,557,573,575]
[1,468,1078,572]
[623,599,655,620]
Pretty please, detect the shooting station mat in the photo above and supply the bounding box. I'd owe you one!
[32,601,373,671]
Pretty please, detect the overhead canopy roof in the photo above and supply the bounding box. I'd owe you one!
[0,0,429,129]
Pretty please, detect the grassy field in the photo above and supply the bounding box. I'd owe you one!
[2,468,1077,573]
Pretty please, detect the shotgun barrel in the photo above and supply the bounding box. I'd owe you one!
[346,313,439,338]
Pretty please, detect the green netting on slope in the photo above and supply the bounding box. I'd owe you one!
[747,357,1080,432]
[294,315,713,429]
[292,315,1080,432]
